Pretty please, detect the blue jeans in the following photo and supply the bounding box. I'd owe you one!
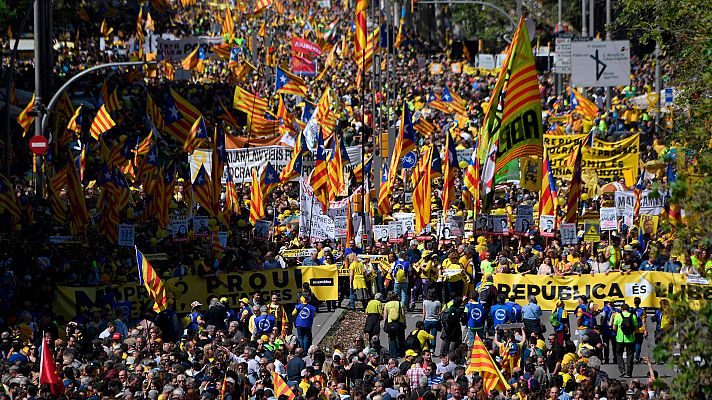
[634,333,644,361]
[349,287,355,310]
[296,326,312,351]
[423,320,439,350]
[394,282,408,307]
[466,328,485,346]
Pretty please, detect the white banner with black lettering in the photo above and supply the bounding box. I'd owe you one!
[189,146,362,183]
[298,180,350,243]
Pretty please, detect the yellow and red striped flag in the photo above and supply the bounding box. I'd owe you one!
[441,130,458,220]
[564,139,585,224]
[539,151,557,217]
[222,8,235,38]
[16,94,35,136]
[413,146,433,233]
[136,247,169,312]
[377,162,391,216]
[249,169,264,225]
[136,7,144,44]
[181,46,206,72]
[271,372,295,400]
[327,135,345,202]
[570,88,599,120]
[66,106,83,133]
[465,335,510,394]
[90,104,116,140]
[355,0,368,55]
[309,130,330,213]
[254,0,273,14]
[192,164,216,217]
[67,156,89,234]
[146,92,165,131]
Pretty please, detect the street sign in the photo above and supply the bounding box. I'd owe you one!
[571,40,631,87]
[583,220,600,242]
[29,136,49,155]
[553,33,573,74]
[665,88,674,105]
[401,151,417,169]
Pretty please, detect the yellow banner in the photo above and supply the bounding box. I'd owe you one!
[55,269,305,320]
[492,271,712,310]
[299,264,338,301]
[544,134,639,184]
[519,156,542,192]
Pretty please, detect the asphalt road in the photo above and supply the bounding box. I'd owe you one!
[311,300,675,382]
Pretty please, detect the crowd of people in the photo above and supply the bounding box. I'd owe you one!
[0,0,696,399]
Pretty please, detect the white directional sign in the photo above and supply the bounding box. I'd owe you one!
[571,40,630,87]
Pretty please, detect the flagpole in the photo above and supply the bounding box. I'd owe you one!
[360,21,367,246]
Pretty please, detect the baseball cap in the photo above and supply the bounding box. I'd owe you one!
[191,301,202,308]
[405,349,417,357]
[112,333,121,340]
[240,298,250,304]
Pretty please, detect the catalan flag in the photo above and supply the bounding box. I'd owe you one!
[218,102,240,128]
[99,82,121,113]
[327,135,345,201]
[67,155,89,234]
[212,230,224,257]
[0,174,20,223]
[280,130,307,182]
[164,88,201,143]
[413,115,437,137]
[184,115,209,152]
[222,8,235,38]
[377,162,391,216]
[465,335,510,394]
[249,169,264,225]
[193,164,216,217]
[271,372,295,400]
[413,146,433,233]
[261,162,281,198]
[136,6,144,44]
[181,46,206,73]
[77,145,86,181]
[539,151,557,217]
[352,155,372,184]
[463,142,479,198]
[310,130,330,212]
[426,90,450,114]
[570,88,599,120]
[564,140,584,224]
[275,67,308,97]
[394,6,405,48]
[55,91,75,122]
[442,130,458,220]
[233,85,269,116]
[355,0,368,55]
[155,164,176,229]
[225,168,239,213]
[386,104,417,184]
[212,126,228,201]
[442,86,466,116]
[100,19,113,37]
[16,94,34,136]
[66,106,83,133]
[90,104,116,140]
[146,92,165,131]
[494,16,543,173]
[254,0,272,14]
[136,247,169,312]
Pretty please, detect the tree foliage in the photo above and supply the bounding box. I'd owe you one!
[0,0,31,34]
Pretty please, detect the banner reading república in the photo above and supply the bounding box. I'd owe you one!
[54,269,304,320]
[493,271,712,310]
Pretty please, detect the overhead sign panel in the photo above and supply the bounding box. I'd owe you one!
[571,40,630,87]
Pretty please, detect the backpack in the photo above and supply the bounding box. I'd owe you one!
[549,310,561,329]
[620,313,635,335]
[404,330,421,352]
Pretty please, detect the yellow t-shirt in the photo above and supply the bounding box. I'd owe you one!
[384,300,404,323]
[365,299,383,315]
[411,329,435,351]
[442,259,464,282]
[350,261,367,289]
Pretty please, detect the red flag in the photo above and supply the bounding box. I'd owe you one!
[39,336,63,395]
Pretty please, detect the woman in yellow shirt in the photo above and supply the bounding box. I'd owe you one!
[441,251,465,298]
[349,253,369,311]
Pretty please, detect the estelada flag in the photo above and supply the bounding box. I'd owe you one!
[271,371,295,400]
[493,16,543,174]
[16,93,35,136]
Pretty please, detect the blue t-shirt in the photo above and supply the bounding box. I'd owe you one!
[464,301,486,329]
[490,304,513,327]
[294,303,317,328]
[254,314,276,335]
[506,301,523,322]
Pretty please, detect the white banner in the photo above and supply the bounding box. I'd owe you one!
[623,204,635,228]
[118,224,135,247]
[157,35,225,60]
[190,146,362,183]
[639,189,667,216]
[599,207,618,231]
[298,180,349,243]
[614,191,636,217]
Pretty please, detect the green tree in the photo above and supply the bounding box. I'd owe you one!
[616,0,712,398]
[0,0,31,35]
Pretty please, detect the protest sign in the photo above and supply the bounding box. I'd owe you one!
[600,207,618,231]
[118,224,135,247]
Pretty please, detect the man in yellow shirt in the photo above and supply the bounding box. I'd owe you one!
[441,251,465,298]
[408,320,435,352]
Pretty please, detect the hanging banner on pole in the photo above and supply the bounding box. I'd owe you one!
[118,224,135,247]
